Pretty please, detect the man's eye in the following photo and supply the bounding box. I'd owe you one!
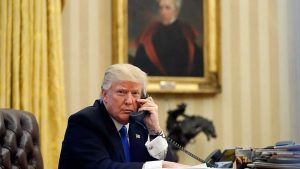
[116,90,127,95]
[131,92,141,97]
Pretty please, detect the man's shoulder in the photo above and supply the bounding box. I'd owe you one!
[62,100,114,142]
[176,20,192,27]
[68,100,106,125]
[176,20,198,37]
[138,22,160,42]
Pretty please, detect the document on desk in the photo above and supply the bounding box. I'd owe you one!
[163,163,206,169]
[163,163,211,169]
[163,162,232,169]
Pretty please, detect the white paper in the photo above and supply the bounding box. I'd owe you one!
[163,163,208,169]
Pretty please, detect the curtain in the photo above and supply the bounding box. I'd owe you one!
[0,0,66,168]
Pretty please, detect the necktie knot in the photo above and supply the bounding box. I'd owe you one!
[119,126,130,162]
[119,126,127,136]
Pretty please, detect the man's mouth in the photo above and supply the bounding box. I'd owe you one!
[122,109,134,113]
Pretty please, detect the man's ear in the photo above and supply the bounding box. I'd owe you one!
[101,88,108,102]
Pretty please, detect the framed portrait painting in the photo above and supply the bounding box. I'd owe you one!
[112,0,221,93]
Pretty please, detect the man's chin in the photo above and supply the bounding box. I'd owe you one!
[119,115,130,124]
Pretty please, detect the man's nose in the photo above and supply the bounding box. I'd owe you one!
[124,93,134,104]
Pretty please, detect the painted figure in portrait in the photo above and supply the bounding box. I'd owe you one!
[128,0,204,77]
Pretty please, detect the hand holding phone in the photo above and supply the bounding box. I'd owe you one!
[129,93,150,124]
[129,94,162,135]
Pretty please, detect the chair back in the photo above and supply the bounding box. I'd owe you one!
[0,109,43,169]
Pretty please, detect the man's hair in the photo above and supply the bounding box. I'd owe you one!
[101,64,148,96]
[157,0,182,10]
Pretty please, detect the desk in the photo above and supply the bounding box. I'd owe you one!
[235,147,300,169]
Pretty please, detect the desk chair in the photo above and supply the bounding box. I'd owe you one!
[0,109,43,169]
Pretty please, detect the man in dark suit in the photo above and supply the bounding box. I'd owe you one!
[58,64,188,169]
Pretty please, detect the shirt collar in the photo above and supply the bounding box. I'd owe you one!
[162,18,177,26]
[110,116,129,133]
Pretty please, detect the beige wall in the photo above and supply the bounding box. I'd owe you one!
[62,0,300,165]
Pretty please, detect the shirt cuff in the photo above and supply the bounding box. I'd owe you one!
[142,160,163,169]
[145,133,168,160]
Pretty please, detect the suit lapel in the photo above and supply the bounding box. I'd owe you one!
[109,127,126,162]
[128,123,148,161]
[96,101,127,162]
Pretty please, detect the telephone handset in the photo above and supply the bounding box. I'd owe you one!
[129,94,217,168]
[128,92,150,127]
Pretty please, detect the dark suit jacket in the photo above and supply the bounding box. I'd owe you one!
[58,100,174,169]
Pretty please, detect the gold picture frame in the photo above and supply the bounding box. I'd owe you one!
[112,0,221,93]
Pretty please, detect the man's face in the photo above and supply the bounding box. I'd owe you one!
[158,0,178,25]
[102,81,142,124]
